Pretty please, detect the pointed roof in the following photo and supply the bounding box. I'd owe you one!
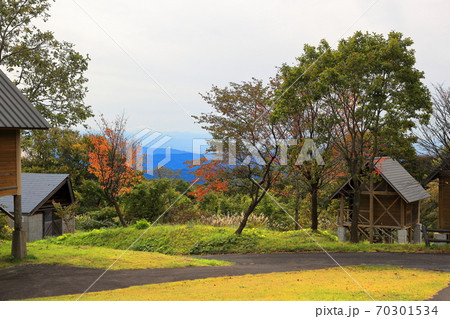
[0,173,74,214]
[0,69,50,129]
[331,157,430,203]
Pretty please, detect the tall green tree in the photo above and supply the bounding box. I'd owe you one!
[21,128,93,188]
[0,0,92,127]
[276,31,432,242]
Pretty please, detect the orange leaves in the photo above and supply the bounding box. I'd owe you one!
[88,132,141,199]
[184,157,229,201]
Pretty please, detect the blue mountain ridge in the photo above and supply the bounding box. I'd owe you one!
[143,148,202,181]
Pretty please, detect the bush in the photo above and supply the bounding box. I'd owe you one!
[134,219,151,229]
[0,214,12,240]
[123,179,190,222]
[76,207,119,231]
[199,213,269,228]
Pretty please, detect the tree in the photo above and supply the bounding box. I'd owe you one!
[122,179,183,223]
[52,200,79,233]
[418,84,450,162]
[22,128,93,188]
[194,79,285,234]
[273,76,343,230]
[88,115,142,227]
[0,0,92,127]
[278,31,432,242]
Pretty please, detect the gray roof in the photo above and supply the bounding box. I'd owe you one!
[0,69,50,129]
[0,173,72,214]
[332,157,430,203]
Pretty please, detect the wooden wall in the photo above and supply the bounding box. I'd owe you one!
[0,129,20,197]
[439,173,450,229]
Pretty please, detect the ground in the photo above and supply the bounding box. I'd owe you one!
[0,241,230,270]
[1,252,449,301]
[30,266,450,301]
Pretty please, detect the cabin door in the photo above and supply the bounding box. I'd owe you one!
[43,210,62,237]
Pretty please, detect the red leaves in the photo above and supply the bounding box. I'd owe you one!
[184,157,229,201]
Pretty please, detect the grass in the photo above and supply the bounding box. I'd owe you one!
[29,266,450,301]
[39,224,450,255]
[0,241,231,270]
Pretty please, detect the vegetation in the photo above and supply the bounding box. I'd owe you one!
[194,78,285,234]
[274,31,432,242]
[0,241,230,270]
[88,114,142,226]
[40,225,450,255]
[0,0,92,128]
[29,266,450,301]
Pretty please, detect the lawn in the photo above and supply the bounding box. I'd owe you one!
[40,224,450,255]
[30,266,450,301]
[0,241,231,270]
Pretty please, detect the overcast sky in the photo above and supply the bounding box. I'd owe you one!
[42,0,450,134]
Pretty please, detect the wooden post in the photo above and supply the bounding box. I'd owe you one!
[11,130,26,259]
[400,200,405,229]
[369,179,374,244]
[339,195,344,226]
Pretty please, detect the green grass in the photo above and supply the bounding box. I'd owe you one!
[0,241,231,270]
[39,224,450,255]
[29,266,450,301]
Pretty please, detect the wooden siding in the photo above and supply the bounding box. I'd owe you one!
[0,129,18,197]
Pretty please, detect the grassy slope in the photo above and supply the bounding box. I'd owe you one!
[31,266,450,301]
[0,241,230,270]
[40,225,450,255]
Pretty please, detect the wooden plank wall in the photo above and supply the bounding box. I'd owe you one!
[0,129,19,197]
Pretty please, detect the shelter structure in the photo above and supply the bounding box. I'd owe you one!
[0,69,50,257]
[0,173,75,241]
[331,157,430,243]
[423,160,450,230]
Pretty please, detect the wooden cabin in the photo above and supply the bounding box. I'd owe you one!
[0,174,75,241]
[331,157,430,243]
[0,69,50,257]
[423,161,450,229]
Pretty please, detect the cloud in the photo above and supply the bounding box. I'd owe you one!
[43,0,449,133]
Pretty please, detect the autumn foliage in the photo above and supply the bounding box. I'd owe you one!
[88,115,141,226]
[185,157,228,200]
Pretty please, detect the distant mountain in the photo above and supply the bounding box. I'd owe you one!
[143,148,202,181]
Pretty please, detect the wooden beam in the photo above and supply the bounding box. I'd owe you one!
[373,195,401,227]
[0,206,14,219]
[400,200,405,228]
[361,191,398,195]
[369,178,374,244]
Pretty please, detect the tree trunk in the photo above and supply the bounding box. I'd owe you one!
[112,199,127,227]
[235,200,259,235]
[311,186,318,231]
[350,179,361,243]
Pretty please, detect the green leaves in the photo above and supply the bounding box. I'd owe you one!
[0,0,92,127]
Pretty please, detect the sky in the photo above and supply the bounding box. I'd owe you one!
[41,0,450,138]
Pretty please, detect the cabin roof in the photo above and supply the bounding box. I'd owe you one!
[0,70,50,129]
[0,173,73,214]
[331,157,430,203]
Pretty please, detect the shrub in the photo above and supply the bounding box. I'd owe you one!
[134,219,151,229]
[0,214,12,240]
[76,214,118,231]
[199,213,269,228]
[123,179,189,222]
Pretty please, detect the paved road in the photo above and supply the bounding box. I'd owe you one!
[0,252,449,300]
